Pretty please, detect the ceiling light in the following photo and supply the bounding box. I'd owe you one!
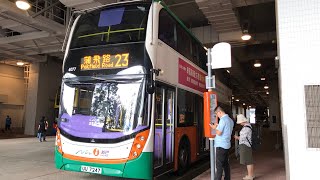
[17,61,25,66]
[254,63,261,67]
[248,106,251,108]
[264,85,269,89]
[235,99,240,102]
[241,30,251,41]
[261,77,266,81]
[243,103,246,105]
[254,60,261,67]
[16,0,31,10]
[266,91,269,95]
[226,70,230,73]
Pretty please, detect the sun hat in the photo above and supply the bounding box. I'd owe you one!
[236,114,248,124]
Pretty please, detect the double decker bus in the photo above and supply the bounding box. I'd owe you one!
[55,0,231,179]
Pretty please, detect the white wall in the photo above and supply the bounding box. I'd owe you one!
[276,0,320,179]
[0,64,25,129]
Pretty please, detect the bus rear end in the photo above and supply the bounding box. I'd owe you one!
[55,2,154,179]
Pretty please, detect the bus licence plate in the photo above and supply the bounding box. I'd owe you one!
[81,165,102,174]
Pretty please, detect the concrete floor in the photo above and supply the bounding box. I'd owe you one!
[0,137,123,180]
[194,129,286,180]
[0,128,286,180]
[193,151,286,180]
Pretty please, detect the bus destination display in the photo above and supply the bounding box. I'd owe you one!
[80,53,129,71]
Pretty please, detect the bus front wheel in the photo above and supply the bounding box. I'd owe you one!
[177,138,190,175]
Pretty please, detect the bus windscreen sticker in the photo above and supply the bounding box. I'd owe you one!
[98,7,125,27]
[178,58,206,93]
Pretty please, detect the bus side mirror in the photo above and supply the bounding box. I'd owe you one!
[147,82,155,94]
[147,69,159,94]
[147,79,155,94]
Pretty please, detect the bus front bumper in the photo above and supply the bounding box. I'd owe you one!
[55,148,152,179]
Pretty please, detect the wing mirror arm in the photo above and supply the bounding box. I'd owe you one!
[147,69,161,94]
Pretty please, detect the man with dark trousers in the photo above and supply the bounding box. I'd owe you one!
[209,106,234,180]
[5,115,12,132]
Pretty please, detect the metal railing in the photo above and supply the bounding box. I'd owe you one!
[30,0,69,25]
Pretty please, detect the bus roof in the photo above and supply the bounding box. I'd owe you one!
[74,0,150,14]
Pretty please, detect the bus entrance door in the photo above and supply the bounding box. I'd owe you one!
[154,85,175,176]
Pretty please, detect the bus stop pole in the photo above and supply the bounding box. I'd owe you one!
[209,138,215,180]
[207,48,215,180]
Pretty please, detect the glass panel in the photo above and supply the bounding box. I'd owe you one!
[192,40,199,65]
[159,10,176,49]
[165,90,174,164]
[177,25,192,60]
[199,46,207,70]
[70,4,150,49]
[154,88,164,168]
[195,96,206,153]
[58,67,148,140]
[177,89,195,126]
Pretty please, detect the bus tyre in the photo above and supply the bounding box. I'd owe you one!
[177,139,190,175]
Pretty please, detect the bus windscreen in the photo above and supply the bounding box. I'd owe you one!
[70,4,150,49]
[59,67,149,140]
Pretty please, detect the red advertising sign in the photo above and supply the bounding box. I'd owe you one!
[178,58,206,93]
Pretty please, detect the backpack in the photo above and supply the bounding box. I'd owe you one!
[244,124,261,151]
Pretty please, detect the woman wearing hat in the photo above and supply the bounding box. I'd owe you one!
[234,114,255,180]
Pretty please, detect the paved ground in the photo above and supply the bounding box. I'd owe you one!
[194,129,286,180]
[193,151,286,180]
[0,137,124,180]
[0,136,204,180]
[0,128,286,180]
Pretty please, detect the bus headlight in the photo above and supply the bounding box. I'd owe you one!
[136,144,141,149]
[140,136,145,141]
[133,151,138,157]
[61,118,68,122]
[128,130,150,160]
[56,128,63,153]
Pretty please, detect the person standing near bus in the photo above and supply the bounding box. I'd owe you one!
[234,114,255,180]
[209,106,234,180]
[52,119,58,135]
[43,117,48,141]
[38,116,48,142]
[5,115,12,132]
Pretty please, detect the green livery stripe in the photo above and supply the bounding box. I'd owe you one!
[78,28,145,39]
[123,152,153,179]
[55,148,153,179]
[54,148,63,169]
